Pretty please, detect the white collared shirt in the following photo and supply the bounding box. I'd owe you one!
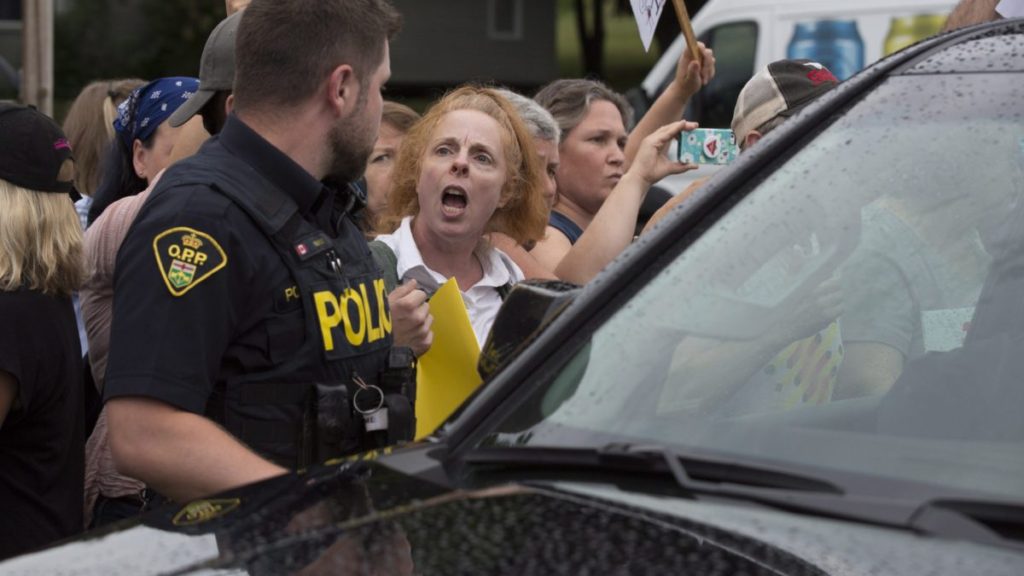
[376,217,524,347]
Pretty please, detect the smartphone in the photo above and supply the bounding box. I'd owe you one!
[678,128,739,165]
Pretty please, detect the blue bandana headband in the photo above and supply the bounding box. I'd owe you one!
[114,76,200,150]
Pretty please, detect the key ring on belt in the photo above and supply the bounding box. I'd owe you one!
[352,374,385,415]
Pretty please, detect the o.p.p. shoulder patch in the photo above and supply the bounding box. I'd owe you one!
[152,227,227,296]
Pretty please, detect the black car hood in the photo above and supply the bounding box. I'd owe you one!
[4,448,1024,575]
[0,449,828,576]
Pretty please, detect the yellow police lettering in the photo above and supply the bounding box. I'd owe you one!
[315,281,395,351]
[284,286,299,302]
[375,278,392,334]
[194,252,208,266]
[339,288,366,345]
[360,283,384,343]
[314,291,342,351]
[168,244,181,258]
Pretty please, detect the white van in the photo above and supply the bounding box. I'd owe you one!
[630,0,956,193]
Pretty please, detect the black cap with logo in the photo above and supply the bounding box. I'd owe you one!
[0,103,74,194]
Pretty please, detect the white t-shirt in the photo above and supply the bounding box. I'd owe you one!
[375,217,524,347]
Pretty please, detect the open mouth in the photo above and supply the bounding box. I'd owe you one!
[441,186,468,216]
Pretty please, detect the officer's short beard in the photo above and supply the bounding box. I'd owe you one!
[327,90,374,184]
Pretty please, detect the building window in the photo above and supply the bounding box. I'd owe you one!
[681,21,759,129]
[0,0,22,21]
[488,0,523,41]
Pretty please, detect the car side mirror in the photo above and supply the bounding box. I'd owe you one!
[478,280,581,380]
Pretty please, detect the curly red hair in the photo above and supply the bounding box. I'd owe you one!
[376,86,548,245]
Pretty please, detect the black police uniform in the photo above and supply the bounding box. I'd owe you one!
[104,115,411,469]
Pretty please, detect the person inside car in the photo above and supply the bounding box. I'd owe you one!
[834,150,1000,399]
[877,190,1024,440]
[652,59,845,416]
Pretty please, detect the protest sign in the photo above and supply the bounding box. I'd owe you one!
[630,0,700,60]
[629,0,668,52]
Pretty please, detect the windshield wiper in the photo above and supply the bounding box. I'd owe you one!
[464,442,843,495]
[466,444,1024,549]
[910,499,1024,550]
[465,444,923,533]
[600,443,843,494]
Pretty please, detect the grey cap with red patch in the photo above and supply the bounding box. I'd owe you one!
[731,59,839,145]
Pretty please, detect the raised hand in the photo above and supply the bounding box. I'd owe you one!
[627,119,700,187]
[673,40,716,96]
[388,280,433,357]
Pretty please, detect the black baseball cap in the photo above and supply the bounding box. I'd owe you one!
[0,103,74,193]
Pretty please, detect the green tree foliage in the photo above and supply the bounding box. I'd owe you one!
[55,0,221,101]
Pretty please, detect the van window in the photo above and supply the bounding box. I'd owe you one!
[679,21,758,129]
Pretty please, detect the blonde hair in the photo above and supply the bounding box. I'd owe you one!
[62,79,145,197]
[0,175,85,296]
[377,86,548,245]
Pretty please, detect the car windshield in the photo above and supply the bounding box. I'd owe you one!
[480,70,1024,503]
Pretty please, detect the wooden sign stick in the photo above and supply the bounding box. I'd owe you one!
[670,0,701,62]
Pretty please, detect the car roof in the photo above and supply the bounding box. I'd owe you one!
[901,21,1024,74]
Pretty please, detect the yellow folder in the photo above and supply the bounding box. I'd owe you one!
[414,277,483,439]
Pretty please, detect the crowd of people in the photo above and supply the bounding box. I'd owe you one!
[0,0,1011,562]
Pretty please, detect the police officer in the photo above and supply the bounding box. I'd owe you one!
[103,0,406,503]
